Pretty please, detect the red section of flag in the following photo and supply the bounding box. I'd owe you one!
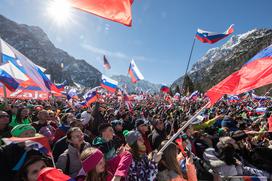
[175,138,187,157]
[206,57,272,107]
[70,0,133,26]
[268,116,272,132]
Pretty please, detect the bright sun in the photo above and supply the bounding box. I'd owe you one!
[47,0,72,25]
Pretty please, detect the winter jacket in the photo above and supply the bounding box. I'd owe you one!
[52,134,92,161]
[92,137,116,160]
[126,154,158,181]
[203,148,243,176]
[91,102,107,136]
[150,129,166,150]
[56,142,90,178]
[9,117,31,128]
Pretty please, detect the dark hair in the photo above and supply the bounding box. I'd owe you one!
[67,127,82,140]
[98,123,112,134]
[129,142,141,161]
[218,143,237,165]
[15,107,28,124]
[16,156,47,181]
[158,141,183,177]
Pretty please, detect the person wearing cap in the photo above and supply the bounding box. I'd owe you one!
[77,147,132,181]
[56,127,90,178]
[0,111,11,145]
[135,118,152,154]
[111,119,126,147]
[11,124,36,138]
[92,123,117,160]
[124,130,162,180]
[149,119,167,150]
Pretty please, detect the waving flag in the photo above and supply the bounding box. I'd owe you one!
[3,136,52,156]
[242,176,267,181]
[0,62,28,91]
[0,38,52,92]
[101,75,118,92]
[70,0,133,26]
[54,80,68,92]
[252,93,270,101]
[128,60,144,83]
[196,25,234,44]
[80,91,98,107]
[103,55,111,70]
[160,85,170,93]
[67,88,78,100]
[206,44,272,106]
[189,90,199,100]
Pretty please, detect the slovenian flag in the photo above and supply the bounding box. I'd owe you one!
[0,38,54,92]
[0,61,29,91]
[67,88,78,100]
[80,91,98,107]
[101,74,118,92]
[206,44,272,107]
[128,60,144,83]
[196,25,234,44]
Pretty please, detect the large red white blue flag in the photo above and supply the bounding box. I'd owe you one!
[196,25,234,44]
[128,60,144,83]
[206,44,272,106]
[0,38,52,92]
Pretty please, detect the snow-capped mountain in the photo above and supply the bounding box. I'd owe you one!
[0,15,101,87]
[173,29,272,92]
[111,75,160,93]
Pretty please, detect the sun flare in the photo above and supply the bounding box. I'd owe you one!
[47,0,72,25]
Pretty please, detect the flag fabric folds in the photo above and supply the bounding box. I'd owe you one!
[0,38,53,92]
[0,62,28,91]
[206,44,272,107]
[80,91,98,107]
[103,55,111,70]
[70,0,133,26]
[3,136,52,156]
[160,85,170,93]
[196,25,234,44]
[128,60,144,83]
[67,88,78,100]
[101,74,118,92]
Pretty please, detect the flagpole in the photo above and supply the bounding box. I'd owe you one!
[158,102,208,153]
[185,37,196,75]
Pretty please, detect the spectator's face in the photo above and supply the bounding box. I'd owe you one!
[38,111,50,123]
[20,130,36,138]
[115,124,123,131]
[95,157,106,173]
[70,130,84,146]
[21,109,30,118]
[156,120,164,131]
[102,127,114,141]
[26,160,46,181]
[0,112,9,129]
[138,124,148,133]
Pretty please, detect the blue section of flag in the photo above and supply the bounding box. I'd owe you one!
[0,68,19,91]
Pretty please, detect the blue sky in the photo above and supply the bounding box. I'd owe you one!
[0,0,272,84]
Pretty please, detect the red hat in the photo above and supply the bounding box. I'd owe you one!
[37,167,71,181]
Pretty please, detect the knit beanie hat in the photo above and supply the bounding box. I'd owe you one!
[123,130,141,146]
[11,124,36,137]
